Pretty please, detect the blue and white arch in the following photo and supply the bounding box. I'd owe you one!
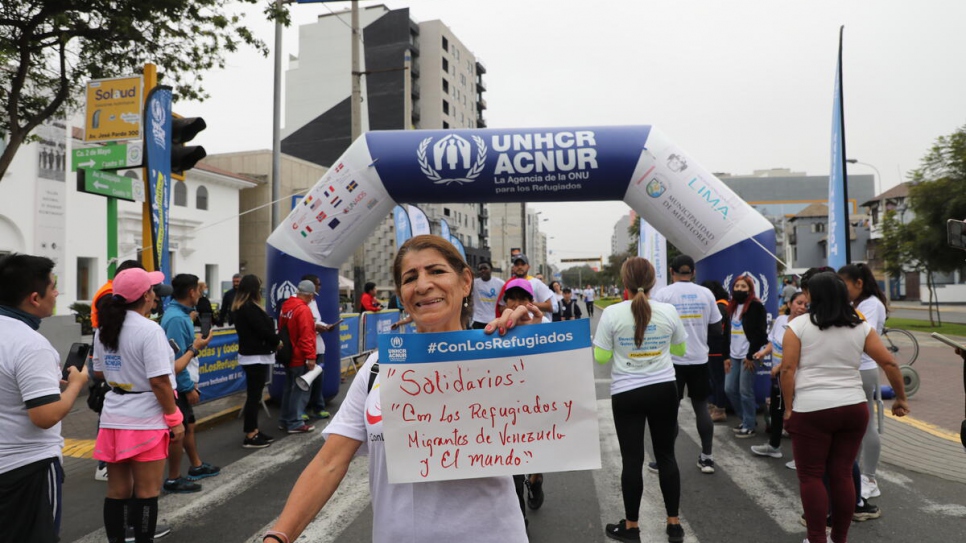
[266,126,777,399]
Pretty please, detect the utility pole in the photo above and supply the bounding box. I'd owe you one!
[520,203,527,255]
[271,0,284,231]
[349,0,366,306]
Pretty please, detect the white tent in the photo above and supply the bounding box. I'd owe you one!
[339,275,354,291]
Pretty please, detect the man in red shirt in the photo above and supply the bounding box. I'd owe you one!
[277,280,317,434]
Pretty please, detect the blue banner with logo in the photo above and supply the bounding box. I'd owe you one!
[367,126,651,203]
[440,218,451,241]
[144,86,172,278]
[363,310,401,352]
[393,205,412,249]
[196,329,245,400]
[339,314,361,358]
[827,26,850,269]
[407,204,431,235]
[450,235,466,260]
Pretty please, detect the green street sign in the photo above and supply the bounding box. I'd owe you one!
[77,168,144,202]
[71,141,142,171]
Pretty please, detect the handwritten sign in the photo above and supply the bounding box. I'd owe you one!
[377,319,600,483]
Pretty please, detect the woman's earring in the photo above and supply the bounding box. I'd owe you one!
[463,297,469,308]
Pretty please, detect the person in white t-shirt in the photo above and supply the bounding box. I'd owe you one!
[93,268,194,543]
[837,263,889,500]
[265,236,527,543]
[496,255,554,324]
[594,257,687,543]
[549,281,564,322]
[471,260,504,329]
[652,254,722,474]
[583,285,596,317]
[779,272,908,543]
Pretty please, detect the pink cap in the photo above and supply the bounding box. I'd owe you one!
[503,278,534,300]
[112,268,167,303]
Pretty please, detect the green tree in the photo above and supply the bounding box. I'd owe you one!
[0,0,272,180]
[881,123,966,325]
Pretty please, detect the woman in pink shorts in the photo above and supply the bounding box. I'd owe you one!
[92,268,184,543]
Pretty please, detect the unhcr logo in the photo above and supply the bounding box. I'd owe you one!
[271,280,298,312]
[417,134,487,185]
[390,336,404,348]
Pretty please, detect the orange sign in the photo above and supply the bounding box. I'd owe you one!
[85,76,143,142]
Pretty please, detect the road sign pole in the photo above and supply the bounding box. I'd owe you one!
[107,197,118,278]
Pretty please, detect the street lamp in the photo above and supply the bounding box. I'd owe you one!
[846,158,881,199]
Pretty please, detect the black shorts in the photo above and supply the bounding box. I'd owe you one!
[674,363,711,400]
[176,391,197,425]
[0,457,62,543]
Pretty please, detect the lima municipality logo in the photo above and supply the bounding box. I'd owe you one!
[390,336,404,348]
[417,134,487,185]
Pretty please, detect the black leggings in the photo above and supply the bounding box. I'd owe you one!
[242,364,269,433]
[768,378,785,449]
[612,380,680,520]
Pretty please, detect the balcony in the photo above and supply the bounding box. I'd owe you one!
[477,116,487,128]
[411,106,420,123]
[475,59,487,74]
[409,59,419,77]
[411,85,420,99]
[477,96,487,110]
[476,78,486,93]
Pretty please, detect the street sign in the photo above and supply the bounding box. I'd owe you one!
[71,142,142,171]
[77,168,144,202]
[85,75,143,143]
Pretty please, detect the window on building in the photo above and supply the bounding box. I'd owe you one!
[453,47,460,61]
[174,182,187,206]
[76,257,96,300]
[442,100,450,115]
[444,207,451,216]
[442,36,449,50]
[196,185,209,210]
[442,79,449,94]
[442,57,449,72]
[454,88,460,101]
[443,121,449,129]
[811,223,826,233]
[460,73,466,87]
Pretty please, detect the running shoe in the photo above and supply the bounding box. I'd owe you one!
[750,443,783,458]
[732,424,746,433]
[526,475,544,509]
[861,475,881,499]
[243,434,272,449]
[666,522,685,543]
[785,460,797,470]
[853,499,881,521]
[697,457,715,474]
[308,409,331,420]
[256,431,275,443]
[287,424,315,434]
[604,519,641,542]
[734,427,756,438]
[124,523,171,542]
[163,477,201,493]
[94,463,108,481]
[187,462,221,481]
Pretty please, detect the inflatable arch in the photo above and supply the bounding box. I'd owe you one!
[266,126,777,399]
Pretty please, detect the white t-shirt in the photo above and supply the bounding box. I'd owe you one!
[309,299,327,355]
[529,278,553,323]
[472,277,505,324]
[93,311,176,430]
[322,354,527,543]
[855,297,886,371]
[730,308,751,361]
[787,317,870,413]
[583,288,595,302]
[768,315,790,365]
[593,300,686,395]
[652,281,721,365]
[0,316,64,473]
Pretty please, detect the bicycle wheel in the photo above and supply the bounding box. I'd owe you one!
[881,328,919,366]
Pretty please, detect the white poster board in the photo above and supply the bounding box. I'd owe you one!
[378,320,600,483]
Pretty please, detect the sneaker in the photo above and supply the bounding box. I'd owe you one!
[666,522,685,543]
[163,477,202,493]
[711,407,727,423]
[308,409,331,420]
[526,475,544,510]
[734,427,756,439]
[287,424,315,434]
[604,519,641,542]
[647,461,659,473]
[785,460,797,470]
[243,434,272,449]
[300,413,310,421]
[732,424,745,433]
[861,475,881,499]
[853,499,881,521]
[124,523,171,542]
[697,457,715,474]
[187,462,221,481]
[94,464,108,481]
[750,443,783,458]
[256,431,275,443]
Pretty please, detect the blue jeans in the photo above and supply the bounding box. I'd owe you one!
[725,358,757,430]
[307,354,326,413]
[279,366,310,430]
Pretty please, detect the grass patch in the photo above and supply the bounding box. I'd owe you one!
[884,317,966,338]
[597,297,621,309]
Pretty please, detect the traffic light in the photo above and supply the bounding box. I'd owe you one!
[171,115,207,181]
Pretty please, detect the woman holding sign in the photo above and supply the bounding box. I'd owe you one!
[263,236,528,543]
[593,257,687,543]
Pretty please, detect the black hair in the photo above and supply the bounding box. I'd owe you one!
[364,281,377,293]
[784,291,806,315]
[806,272,862,330]
[701,280,728,301]
[116,260,143,274]
[97,296,144,351]
[838,263,888,311]
[301,273,320,285]
[562,287,572,294]
[171,274,199,300]
[0,253,55,308]
[800,266,835,293]
[504,287,534,303]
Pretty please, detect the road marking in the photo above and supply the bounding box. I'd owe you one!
[72,423,328,543]
[884,411,960,443]
[593,400,700,543]
[63,438,96,459]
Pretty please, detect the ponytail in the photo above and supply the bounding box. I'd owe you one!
[621,257,656,348]
[97,296,141,351]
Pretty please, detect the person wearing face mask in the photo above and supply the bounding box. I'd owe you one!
[193,281,214,328]
[723,275,768,438]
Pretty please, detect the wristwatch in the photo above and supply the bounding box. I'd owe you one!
[188,346,200,357]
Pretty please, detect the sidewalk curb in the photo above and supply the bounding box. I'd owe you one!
[195,404,244,432]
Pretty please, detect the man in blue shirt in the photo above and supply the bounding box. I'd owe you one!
[160,274,216,493]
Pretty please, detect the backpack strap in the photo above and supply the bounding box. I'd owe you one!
[367,362,380,393]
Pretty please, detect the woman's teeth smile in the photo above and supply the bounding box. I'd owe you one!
[417,298,443,307]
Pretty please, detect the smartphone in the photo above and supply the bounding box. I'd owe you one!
[947,219,966,250]
[200,313,212,338]
[169,338,181,356]
[62,343,90,380]
[332,318,344,327]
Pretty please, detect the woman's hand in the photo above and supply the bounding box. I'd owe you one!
[724,358,732,374]
[743,357,756,371]
[770,363,781,378]
[186,389,200,406]
[170,422,185,441]
[891,398,910,417]
[484,303,544,335]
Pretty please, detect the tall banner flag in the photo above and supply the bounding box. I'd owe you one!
[440,218,451,241]
[639,217,668,291]
[144,86,173,278]
[408,204,431,236]
[827,26,850,269]
[393,205,412,250]
[450,235,467,261]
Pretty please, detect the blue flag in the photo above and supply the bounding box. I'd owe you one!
[144,86,173,278]
[827,26,850,269]
[393,205,412,250]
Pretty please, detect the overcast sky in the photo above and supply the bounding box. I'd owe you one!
[176,0,966,269]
